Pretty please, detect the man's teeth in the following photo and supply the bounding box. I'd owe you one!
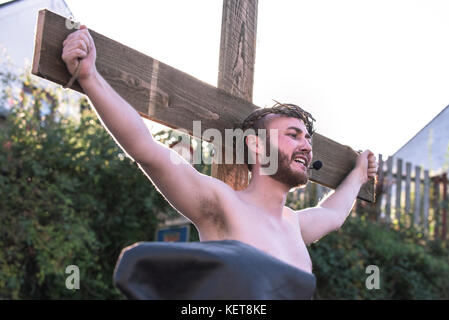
[294,158,306,165]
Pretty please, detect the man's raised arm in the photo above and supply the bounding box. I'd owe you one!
[61,26,226,226]
[62,26,155,163]
[296,150,378,245]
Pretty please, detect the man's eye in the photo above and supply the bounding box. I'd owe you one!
[288,133,297,138]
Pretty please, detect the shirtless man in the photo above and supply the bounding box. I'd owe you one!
[61,26,378,275]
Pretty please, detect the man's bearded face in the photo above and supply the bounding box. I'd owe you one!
[259,117,312,189]
[262,136,309,189]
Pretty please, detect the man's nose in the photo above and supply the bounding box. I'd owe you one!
[301,138,312,153]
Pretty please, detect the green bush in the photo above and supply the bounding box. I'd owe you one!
[0,72,175,299]
[309,215,449,299]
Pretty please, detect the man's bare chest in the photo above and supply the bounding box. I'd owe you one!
[198,198,313,274]
[228,214,313,273]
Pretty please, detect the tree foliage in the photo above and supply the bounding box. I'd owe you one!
[0,69,176,299]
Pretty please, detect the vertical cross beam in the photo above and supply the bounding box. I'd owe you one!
[211,0,258,190]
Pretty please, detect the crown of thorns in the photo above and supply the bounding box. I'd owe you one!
[241,100,316,136]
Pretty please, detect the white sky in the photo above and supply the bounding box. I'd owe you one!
[65,0,449,157]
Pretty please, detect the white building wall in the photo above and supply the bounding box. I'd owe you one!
[393,105,449,174]
[0,0,72,68]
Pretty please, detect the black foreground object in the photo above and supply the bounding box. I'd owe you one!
[113,240,316,300]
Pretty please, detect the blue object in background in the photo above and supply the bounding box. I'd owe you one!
[156,225,190,242]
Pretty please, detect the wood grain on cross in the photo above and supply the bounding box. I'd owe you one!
[31,7,375,202]
[211,0,257,190]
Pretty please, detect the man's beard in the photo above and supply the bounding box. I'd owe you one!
[261,142,309,189]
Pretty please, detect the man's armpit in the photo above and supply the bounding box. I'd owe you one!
[197,195,228,235]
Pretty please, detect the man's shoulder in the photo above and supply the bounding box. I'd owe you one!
[283,205,301,226]
[207,175,243,200]
[283,205,297,215]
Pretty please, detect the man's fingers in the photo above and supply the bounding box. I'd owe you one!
[368,164,378,171]
[78,33,91,52]
[358,149,378,181]
[61,25,97,79]
[84,28,95,52]
[63,28,91,48]
[62,48,88,65]
[65,31,90,49]
[63,29,81,43]
[68,48,88,59]
[75,27,94,52]
[64,39,88,53]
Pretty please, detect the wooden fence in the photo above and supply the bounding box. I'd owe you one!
[288,154,449,240]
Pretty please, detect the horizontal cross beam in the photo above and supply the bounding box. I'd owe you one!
[31,9,375,202]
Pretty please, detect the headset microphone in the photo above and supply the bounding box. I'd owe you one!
[309,160,323,170]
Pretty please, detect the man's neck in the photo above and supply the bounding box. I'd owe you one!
[238,173,290,219]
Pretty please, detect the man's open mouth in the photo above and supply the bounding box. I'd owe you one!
[293,156,308,170]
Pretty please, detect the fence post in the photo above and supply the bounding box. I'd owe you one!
[442,173,447,240]
[316,184,324,204]
[375,154,384,221]
[395,158,403,225]
[299,187,306,209]
[304,183,311,207]
[413,166,421,227]
[423,170,430,236]
[385,156,393,225]
[433,176,440,239]
[405,162,412,227]
[311,184,316,205]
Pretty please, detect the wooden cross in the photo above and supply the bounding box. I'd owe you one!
[31,2,375,202]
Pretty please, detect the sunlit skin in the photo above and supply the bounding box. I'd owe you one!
[62,26,378,274]
[239,115,314,216]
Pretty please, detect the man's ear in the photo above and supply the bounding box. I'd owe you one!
[246,134,265,155]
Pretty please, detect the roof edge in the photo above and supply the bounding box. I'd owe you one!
[0,0,23,9]
[393,104,449,157]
